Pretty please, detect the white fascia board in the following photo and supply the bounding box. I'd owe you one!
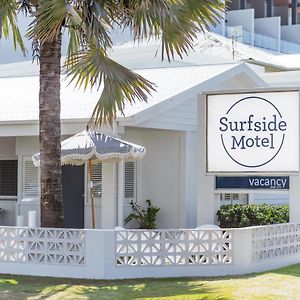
[132,121,197,132]
[0,120,90,137]
[0,119,122,137]
[119,63,267,127]
[0,124,38,137]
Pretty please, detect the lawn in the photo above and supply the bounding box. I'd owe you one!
[1,264,300,299]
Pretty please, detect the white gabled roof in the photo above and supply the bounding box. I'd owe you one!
[0,63,264,125]
[122,63,243,118]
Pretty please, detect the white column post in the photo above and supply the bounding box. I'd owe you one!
[101,162,117,229]
[289,92,300,223]
[117,159,125,227]
[197,94,215,226]
[289,175,300,222]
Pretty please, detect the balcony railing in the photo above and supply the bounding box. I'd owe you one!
[223,26,300,54]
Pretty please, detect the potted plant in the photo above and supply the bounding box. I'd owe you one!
[125,199,160,229]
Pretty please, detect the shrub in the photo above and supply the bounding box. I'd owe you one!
[124,199,160,229]
[217,204,289,228]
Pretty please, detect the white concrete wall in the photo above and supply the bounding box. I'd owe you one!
[0,225,299,280]
[251,193,289,205]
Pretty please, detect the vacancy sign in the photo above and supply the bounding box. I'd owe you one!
[207,90,299,173]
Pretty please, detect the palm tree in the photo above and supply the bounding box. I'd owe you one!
[0,0,224,227]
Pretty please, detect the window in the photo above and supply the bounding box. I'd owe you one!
[220,193,248,204]
[0,160,17,197]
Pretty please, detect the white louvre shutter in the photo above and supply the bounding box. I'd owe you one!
[23,158,39,198]
[124,161,135,199]
[92,163,102,197]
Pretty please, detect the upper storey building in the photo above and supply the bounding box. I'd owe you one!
[213,0,300,53]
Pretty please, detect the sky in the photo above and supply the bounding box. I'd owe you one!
[0,14,132,65]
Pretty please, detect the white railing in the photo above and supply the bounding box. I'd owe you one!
[254,33,278,52]
[223,26,300,54]
[252,223,300,262]
[115,229,233,267]
[0,227,85,265]
[280,39,300,54]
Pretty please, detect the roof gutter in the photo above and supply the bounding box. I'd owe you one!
[244,58,300,72]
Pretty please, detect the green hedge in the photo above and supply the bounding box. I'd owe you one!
[217,204,289,228]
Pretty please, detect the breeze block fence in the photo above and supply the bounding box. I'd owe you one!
[0,223,300,279]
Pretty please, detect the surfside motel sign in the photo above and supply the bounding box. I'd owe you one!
[206,89,299,190]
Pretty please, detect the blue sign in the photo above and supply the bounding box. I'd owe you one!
[216,176,289,190]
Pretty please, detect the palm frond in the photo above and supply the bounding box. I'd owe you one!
[110,0,174,40]
[63,1,113,61]
[113,0,224,60]
[77,0,113,49]
[26,0,67,43]
[64,45,154,126]
[162,0,224,60]
[0,0,26,54]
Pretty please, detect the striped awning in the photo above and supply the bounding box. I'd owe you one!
[32,130,146,166]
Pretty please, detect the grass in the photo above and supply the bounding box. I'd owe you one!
[2,264,300,299]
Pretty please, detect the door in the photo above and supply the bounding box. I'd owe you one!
[62,165,84,228]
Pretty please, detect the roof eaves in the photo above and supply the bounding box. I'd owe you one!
[244,58,300,72]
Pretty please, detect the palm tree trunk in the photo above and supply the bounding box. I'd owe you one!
[39,32,64,227]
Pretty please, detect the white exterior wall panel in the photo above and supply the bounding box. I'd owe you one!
[124,128,183,229]
[137,97,197,132]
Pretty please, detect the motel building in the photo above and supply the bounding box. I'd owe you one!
[1,35,300,279]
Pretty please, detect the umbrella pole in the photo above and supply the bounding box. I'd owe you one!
[88,160,96,229]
